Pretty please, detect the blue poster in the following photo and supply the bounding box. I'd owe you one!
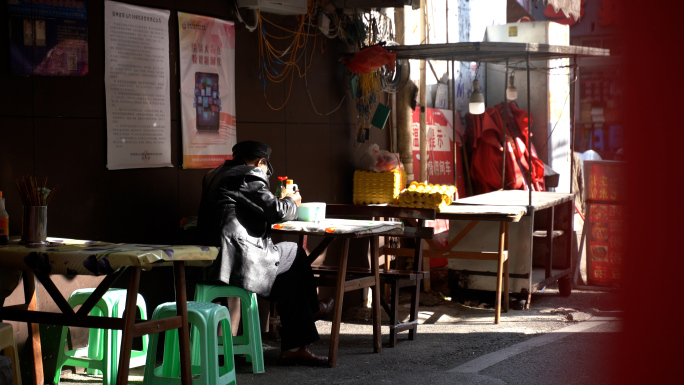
[7,0,88,76]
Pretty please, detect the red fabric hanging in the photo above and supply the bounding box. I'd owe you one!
[465,103,545,195]
[341,45,396,74]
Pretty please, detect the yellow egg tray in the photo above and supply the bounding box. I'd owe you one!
[395,182,457,212]
[353,169,407,205]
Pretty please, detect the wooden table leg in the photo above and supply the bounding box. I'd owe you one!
[503,222,510,313]
[116,267,141,385]
[370,235,382,353]
[494,221,505,324]
[23,272,44,385]
[565,201,574,278]
[545,206,555,279]
[328,238,349,368]
[173,261,192,385]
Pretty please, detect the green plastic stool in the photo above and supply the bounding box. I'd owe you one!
[193,284,265,373]
[142,301,236,385]
[53,288,148,385]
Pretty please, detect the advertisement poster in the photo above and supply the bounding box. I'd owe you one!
[178,12,236,169]
[584,161,625,285]
[411,108,465,268]
[411,107,460,186]
[104,1,172,170]
[7,0,88,76]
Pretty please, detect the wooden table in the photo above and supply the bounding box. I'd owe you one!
[429,190,574,316]
[324,204,436,347]
[0,238,218,385]
[272,219,403,367]
[424,204,527,323]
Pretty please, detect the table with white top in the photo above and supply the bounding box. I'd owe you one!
[272,218,403,367]
[426,190,574,315]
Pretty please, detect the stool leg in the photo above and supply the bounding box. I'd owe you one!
[191,284,209,365]
[52,324,70,384]
[86,306,105,376]
[242,293,264,373]
[111,293,150,382]
[389,279,399,348]
[162,328,181,378]
[142,311,163,383]
[143,305,184,384]
[201,317,216,384]
[218,317,237,384]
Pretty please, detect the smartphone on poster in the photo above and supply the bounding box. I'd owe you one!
[194,72,221,131]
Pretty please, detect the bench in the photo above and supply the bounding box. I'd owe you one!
[322,204,435,347]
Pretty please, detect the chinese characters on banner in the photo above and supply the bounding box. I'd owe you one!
[411,107,460,186]
[587,161,625,202]
[178,12,236,169]
[411,107,465,268]
[104,1,172,169]
[585,161,625,285]
[7,0,88,76]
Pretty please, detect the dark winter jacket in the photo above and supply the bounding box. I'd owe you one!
[196,159,298,296]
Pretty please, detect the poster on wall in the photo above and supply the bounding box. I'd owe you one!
[7,0,88,76]
[584,160,625,285]
[104,1,172,170]
[411,107,461,186]
[178,12,236,169]
[411,108,464,269]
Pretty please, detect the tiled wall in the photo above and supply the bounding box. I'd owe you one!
[0,0,389,376]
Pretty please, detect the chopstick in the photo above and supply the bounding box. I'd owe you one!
[14,176,57,206]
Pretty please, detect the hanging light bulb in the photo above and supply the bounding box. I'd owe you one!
[469,79,485,114]
[506,73,518,101]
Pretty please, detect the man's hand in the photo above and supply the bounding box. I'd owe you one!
[286,190,302,206]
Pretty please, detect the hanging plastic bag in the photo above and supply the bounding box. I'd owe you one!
[341,45,397,74]
[355,144,402,173]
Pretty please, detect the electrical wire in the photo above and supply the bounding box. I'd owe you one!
[303,7,347,116]
[256,8,319,110]
[536,68,580,155]
[252,1,354,113]
[537,90,570,154]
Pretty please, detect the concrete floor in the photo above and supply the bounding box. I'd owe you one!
[51,283,622,385]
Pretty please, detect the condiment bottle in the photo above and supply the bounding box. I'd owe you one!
[286,179,295,194]
[276,176,288,198]
[0,191,8,245]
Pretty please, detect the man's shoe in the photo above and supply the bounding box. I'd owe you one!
[313,298,334,321]
[278,346,329,366]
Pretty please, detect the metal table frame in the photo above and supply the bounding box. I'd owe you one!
[386,41,609,206]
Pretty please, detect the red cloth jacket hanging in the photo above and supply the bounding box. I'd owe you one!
[503,102,546,191]
[465,103,545,195]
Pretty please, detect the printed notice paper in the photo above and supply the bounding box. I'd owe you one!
[105,1,172,170]
[178,12,236,169]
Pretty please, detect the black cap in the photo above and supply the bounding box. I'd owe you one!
[232,140,271,159]
[232,141,273,175]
